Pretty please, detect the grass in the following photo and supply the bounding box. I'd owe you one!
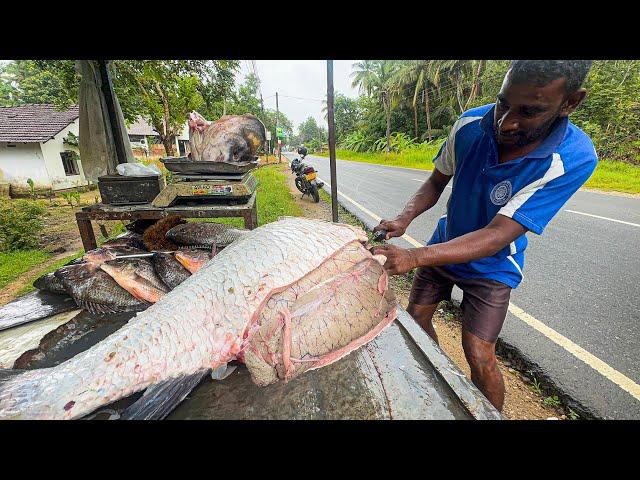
[0,250,52,290]
[584,159,640,194]
[317,149,640,194]
[315,146,441,171]
[15,249,85,296]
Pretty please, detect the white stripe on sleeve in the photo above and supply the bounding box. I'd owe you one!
[433,116,482,176]
[499,153,565,219]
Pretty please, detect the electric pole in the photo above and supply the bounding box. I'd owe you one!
[276,91,281,163]
[326,60,339,223]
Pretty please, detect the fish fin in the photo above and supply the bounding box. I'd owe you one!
[119,369,210,420]
[210,363,236,380]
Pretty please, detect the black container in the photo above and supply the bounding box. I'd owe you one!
[98,175,164,205]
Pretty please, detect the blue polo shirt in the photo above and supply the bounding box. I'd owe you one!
[428,103,598,288]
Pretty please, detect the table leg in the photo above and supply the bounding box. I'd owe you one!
[76,212,97,251]
[245,201,258,230]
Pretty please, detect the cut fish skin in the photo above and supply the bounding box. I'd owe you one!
[0,218,396,420]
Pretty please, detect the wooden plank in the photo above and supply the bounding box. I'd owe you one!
[76,211,97,251]
[0,291,77,332]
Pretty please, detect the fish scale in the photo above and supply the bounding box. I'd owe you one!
[0,218,385,419]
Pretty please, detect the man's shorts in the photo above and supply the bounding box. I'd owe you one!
[408,265,511,343]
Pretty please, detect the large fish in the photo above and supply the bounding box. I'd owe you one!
[166,222,249,249]
[152,253,191,290]
[0,218,397,419]
[54,263,148,314]
[173,249,216,275]
[188,112,266,163]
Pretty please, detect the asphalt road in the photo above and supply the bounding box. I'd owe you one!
[286,152,640,419]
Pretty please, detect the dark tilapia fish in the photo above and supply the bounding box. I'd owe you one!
[33,272,68,295]
[188,112,266,163]
[166,222,249,249]
[102,232,146,250]
[152,253,191,289]
[101,258,169,304]
[54,263,148,314]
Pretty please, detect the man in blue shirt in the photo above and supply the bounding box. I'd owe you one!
[372,60,597,411]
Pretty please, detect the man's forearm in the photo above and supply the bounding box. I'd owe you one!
[410,218,527,268]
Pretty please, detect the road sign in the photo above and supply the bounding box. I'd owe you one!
[266,131,271,141]
[276,127,284,139]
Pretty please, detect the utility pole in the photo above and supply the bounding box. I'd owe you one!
[326,60,339,223]
[276,91,281,163]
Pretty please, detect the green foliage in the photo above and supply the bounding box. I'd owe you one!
[0,249,52,289]
[584,159,640,193]
[0,199,47,251]
[59,190,80,207]
[543,395,561,407]
[296,117,327,148]
[26,179,36,199]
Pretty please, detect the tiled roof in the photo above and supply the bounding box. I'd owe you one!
[127,117,159,136]
[0,104,80,143]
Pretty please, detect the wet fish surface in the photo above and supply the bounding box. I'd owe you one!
[152,253,191,289]
[100,258,169,303]
[166,222,249,248]
[0,218,397,419]
[33,273,67,295]
[54,263,148,315]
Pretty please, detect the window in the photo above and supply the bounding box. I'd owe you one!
[60,151,79,176]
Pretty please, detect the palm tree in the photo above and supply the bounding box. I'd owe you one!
[351,60,398,152]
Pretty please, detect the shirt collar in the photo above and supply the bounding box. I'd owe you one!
[480,104,569,159]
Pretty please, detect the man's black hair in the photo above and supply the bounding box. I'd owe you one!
[508,60,593,93]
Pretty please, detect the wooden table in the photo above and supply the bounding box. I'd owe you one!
[75,192,257,251]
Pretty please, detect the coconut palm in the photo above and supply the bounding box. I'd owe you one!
[351,60,399,153]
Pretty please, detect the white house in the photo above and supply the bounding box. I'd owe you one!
[127,117,190,157]
[0,104,85,191]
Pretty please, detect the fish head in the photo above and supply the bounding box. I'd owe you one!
[54,263,100,289]
[83,248,118,264]
[100,259,144,289]
[174,249,214,273]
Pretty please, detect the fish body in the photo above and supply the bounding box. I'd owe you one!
[174,249,215,274]
[33,272,67,295]
[54,263,148,314]
[166,222,249,249]
[82,246,146,265]
[152,253,191,289]
[0,218,396,419]
[100,258,169,303]
[188,113,266,163]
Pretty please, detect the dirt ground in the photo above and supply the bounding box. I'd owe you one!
[0,190,126,307]
[280,161,566,420]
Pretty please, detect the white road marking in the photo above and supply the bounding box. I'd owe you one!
[320,176,640,402]
[565,209,640,228]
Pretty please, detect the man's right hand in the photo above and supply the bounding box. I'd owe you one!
[373,216,411,240]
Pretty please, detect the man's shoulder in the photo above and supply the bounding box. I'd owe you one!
[558,121,599,169]
[460,103,494,120]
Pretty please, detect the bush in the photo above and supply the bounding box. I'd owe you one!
[0,199,47,251]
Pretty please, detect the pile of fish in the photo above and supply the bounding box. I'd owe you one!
[33,222,250,315]
[0,217,397,419]
[187,112,266,163]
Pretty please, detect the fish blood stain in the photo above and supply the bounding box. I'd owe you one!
[64,401,75,411]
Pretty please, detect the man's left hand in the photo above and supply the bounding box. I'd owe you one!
[371,244,419,275]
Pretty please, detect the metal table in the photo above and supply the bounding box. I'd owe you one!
[75,192,258,250]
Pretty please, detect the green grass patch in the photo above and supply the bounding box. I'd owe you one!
[190,164,303,229]
[16,249,85,296]
[0,250,52,290]
[316,145,442,171]
[584,159,640,194]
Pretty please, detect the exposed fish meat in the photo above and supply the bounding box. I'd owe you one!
[0,218,396,419]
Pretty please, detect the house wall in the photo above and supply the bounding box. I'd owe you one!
[40,119,87,190]
[0,142,50,187]
[0,119,86,191]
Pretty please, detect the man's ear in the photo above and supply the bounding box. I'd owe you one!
[560,88,587,116]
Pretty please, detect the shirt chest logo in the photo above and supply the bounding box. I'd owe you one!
[490,180,512,206]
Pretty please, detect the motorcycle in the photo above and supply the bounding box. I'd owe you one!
[294,164,323,203]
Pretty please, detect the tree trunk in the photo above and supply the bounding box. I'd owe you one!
[425,88,432,141]
[385,102,391,153]
[161,135,176,157]
[464,60,485,111]
[413,104,418,138]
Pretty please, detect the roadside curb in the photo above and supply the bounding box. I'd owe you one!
[313,172,599,420]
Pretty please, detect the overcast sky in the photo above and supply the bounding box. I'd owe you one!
[237,60,360,131]
[1,60,361,131]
